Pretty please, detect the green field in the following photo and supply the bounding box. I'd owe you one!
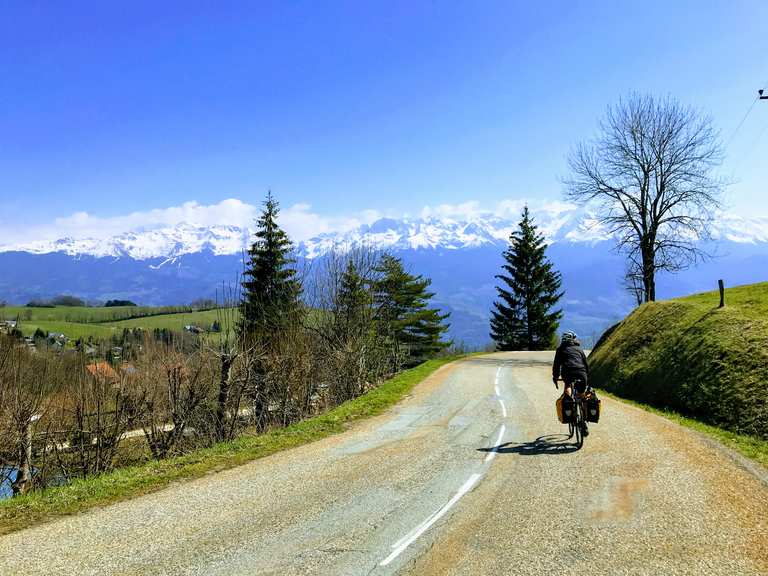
[109,308,230,331]
[0,305,215,324]
[0,305,232,342]
[16,321,117,340]
[590,281,768,439]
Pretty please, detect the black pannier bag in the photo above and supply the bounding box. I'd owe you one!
[586,391,602,423]
[556,393,577,424]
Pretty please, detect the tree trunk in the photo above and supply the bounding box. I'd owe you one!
[642,245,656,302]
[12,417,34,496]
[215,354,232,440]
[251,364,268,432]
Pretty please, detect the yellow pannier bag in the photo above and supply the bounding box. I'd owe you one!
[556,393,574,424]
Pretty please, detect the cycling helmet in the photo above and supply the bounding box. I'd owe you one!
[561,330,577,344]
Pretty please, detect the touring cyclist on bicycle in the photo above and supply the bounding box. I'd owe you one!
[552,330,590,434]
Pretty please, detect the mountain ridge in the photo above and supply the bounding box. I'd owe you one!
[2,208,767,345]
[3,208,768,260]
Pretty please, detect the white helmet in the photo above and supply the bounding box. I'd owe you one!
[561,330,577,344]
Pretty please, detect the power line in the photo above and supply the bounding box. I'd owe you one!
[727,96,758,146]
[727,77,768,145]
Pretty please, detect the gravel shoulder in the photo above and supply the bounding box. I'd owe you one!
[1,352,766,576]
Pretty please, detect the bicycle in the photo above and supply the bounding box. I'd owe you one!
[556,377,589,449]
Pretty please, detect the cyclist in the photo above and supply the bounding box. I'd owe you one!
[552,330,590,431]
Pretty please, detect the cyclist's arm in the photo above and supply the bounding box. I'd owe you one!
[581,349,589,376]
[552,347,562,381]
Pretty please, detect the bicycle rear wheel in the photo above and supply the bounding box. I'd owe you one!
[574,403,584,448]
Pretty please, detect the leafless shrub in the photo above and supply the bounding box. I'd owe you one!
[130,342,217,459]
[305,247,391,407]
[47,356,138,480]
[0,336,59,494]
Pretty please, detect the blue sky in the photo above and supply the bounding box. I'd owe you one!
[1,1,767,242]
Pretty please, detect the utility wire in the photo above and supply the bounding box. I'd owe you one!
[727,96,758,146]
[727,76,768,146]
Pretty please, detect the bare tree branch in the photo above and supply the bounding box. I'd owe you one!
[564,93,725,302]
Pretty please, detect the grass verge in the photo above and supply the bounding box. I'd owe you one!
[0,356,461,536]
[589,281,768,439]
[600,389,768,470]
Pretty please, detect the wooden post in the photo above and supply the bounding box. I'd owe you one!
[718,279,725,308]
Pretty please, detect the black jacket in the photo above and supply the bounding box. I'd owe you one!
[552,340,589,381]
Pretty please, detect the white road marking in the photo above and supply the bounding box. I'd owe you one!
[494,366,507,417]
[379,363,510,567]
[380,473,483,567]
[484,424,506,463]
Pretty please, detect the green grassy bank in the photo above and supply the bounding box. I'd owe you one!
[0,356,461,536]
[590,281,768,440]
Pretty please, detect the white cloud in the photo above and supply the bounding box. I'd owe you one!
[1,198,383,246]
[52,199,258,238]
[420,201,483,220]
[420,198,578,221]
[0,196,583,247]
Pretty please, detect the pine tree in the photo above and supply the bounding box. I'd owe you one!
[490,206,563,351]
[334,260,373,340]
[239,192,303,339]
[373,255,450,366]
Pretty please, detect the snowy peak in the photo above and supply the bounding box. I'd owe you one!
[2,208,767,261]
[2,224,252,259]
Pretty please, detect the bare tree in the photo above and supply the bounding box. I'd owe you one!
[205,280,259,442]
[0,335,57,494]
[132,343,214,459]
[565,94,725,302]
[305,246,390,405]
[51,357,137,480]
[622,262,646,308]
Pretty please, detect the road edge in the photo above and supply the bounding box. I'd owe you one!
[599,390,768,487]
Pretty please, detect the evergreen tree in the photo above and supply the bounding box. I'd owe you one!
[490,206,563,350]
[334,260,373,340]
[239,192,303,339]
[372,255,450,365]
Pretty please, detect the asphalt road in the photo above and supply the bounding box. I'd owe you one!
[1,352,767,575]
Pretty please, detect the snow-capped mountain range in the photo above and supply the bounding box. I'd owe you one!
[2,208,768,260]
[1,207,767,345]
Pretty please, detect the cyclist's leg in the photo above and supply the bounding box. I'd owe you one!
[563,374,576,397]
[573,375,589,436]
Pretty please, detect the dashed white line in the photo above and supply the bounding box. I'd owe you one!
[379,363,510,568]
[379,473,483,567]
[484,424,506,463]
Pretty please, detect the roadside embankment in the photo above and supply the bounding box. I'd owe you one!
[590,282,768,441]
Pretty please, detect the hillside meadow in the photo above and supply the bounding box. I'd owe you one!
[0,305,232,343]
[590,281,768,439]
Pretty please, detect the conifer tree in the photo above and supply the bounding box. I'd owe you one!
[490,206,563,350]
[239,192,303,339]
[373,255,450,366]
[334,260,373,340]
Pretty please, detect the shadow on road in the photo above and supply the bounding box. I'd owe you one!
[478,434,579,456]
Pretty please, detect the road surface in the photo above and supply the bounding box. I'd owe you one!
[1,352,767,575]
